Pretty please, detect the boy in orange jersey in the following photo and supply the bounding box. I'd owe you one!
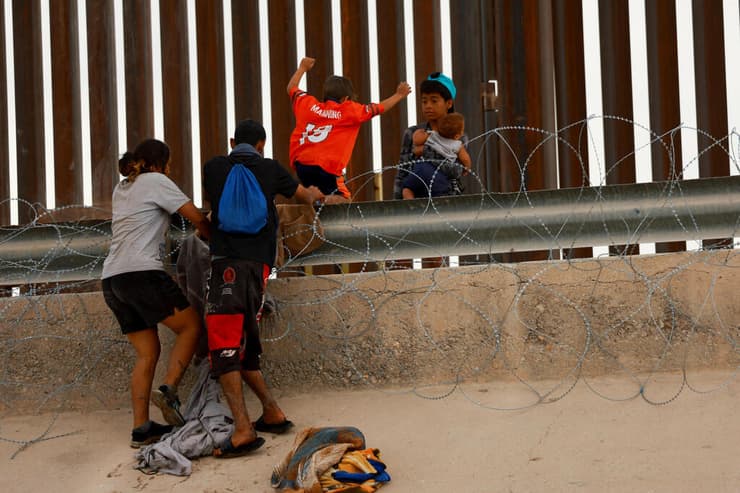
[287,57,412,203]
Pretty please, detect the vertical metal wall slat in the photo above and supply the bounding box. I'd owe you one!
[480,0,498,194]
[535,0,557,191]
[341,0,376,272]
[493,0,523,194]
[376,0,406,200]
[598,0,636,185]
[86,0,117,210]
[267,0,296,169]
[692,0,731,249]
[494,0,557,261]
[266,0,305,274]
[0,3,9,224]
[552,0,592,259]
[231,0,262,123]
[412,0,442,122]
[299,0,339,277]
[303,0,333,95]
[12,0,45,222]
[123,0,154,148]
[598,0,638,256]
[450,0,498,267]
[450,0,485,195]
[50,0,82,208]
[645,0,685,253]
[160,0,193,197]
[692,1,729,178]
[195,0,227,168]
[340,0,373,202]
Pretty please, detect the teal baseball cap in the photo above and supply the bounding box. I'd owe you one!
[427,72,456,100]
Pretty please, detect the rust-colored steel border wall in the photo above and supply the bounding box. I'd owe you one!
[0,1,735,261]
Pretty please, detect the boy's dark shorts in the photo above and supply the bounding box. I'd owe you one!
[102,270,189,335]
[402,161,452,198]
[206,258,270,377]
[294,162,351,198]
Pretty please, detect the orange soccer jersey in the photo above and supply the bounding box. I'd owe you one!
[289,87,384,177]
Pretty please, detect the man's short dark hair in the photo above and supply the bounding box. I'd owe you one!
[234,119,266,146]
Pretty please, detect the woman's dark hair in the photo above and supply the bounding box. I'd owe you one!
[118,139,170,181]
[323,75,356,102]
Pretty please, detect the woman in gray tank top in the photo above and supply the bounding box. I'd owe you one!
[102,139,211,448]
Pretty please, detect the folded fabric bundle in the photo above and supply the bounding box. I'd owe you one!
[321,448,390,492]
[271,427,390,493]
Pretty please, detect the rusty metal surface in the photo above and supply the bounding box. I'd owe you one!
[232,0,263,123]
[123,0,154,148]
[195,0,228,167]
[304,0,334,95]
[341,0,374,202]
[646,0,685,253]
[376,0,406,200]
[0,3,8,225]
[86,0,118,211]
[267,0,296,169]
[160,0,193,197]
[50,0,83,208]
[598,0,638,255]
[412,0,442,123]
[552,0,591,260]
[692,1,730,249]
[692,0,729,179]
[12,1,46,223]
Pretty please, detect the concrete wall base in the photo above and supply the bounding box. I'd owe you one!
[1,250,737,415]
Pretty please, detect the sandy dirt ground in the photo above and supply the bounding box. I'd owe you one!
[1,372,739,493]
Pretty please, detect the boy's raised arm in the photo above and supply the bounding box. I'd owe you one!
[379,82,412,112]
[287,57,316,95]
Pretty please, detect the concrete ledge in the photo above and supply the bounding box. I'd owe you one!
[1,250,738,415]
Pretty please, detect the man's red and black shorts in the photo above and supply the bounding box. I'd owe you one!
[205,258,270,377]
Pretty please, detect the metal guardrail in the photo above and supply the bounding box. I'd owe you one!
[292,175,739,265]
[0,176,738,285]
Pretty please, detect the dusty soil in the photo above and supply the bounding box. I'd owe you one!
[1,371,739,493]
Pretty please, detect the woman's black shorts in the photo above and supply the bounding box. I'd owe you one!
[102,270,189,334]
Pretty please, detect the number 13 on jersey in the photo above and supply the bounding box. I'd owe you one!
[299,123,333,145]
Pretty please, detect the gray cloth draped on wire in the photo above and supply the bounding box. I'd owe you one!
[134,235,229,475]
[134,360,234,475]
[175,235,211,358]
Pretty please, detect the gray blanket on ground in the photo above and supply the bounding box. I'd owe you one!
[133,361,234,476]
